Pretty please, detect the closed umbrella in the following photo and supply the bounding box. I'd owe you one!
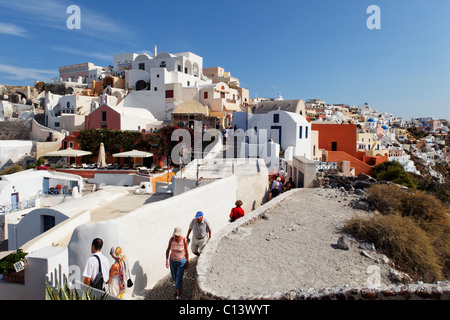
[97,143,107,168]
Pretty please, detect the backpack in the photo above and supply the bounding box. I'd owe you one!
[90,255,104,290]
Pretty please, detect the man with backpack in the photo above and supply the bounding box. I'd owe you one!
[83,238,110,291]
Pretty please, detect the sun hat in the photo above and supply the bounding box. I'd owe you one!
[173,227,182,236]
[195,211,203,218]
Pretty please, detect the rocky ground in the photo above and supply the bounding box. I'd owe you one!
[197,187,400,299]
[144,179,409,300]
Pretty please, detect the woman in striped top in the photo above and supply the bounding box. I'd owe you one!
[165,227,189,299]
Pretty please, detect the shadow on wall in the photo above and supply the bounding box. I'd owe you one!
[130,260,147,296]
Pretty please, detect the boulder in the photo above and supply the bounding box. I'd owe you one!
[389,268,413,284]
[337,236,351,250]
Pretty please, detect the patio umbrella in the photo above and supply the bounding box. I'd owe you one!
[44,148,92,166]
[112,149,153,167]
[97,143,107,168]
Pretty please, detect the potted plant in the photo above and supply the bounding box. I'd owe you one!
[0,249,27,284]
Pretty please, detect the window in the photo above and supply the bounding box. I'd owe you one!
[42,215,55,233]
[160,61,166,68]
[69,141,74,148]
[185,67,188,74]
[332,141,337,151]
[139,63,145,70]
[299,126,302,139]
[220,92,225,99]
[157,74,160,78]
[177,65,182,72]
[165,90,174,99]
[187,81,190,86]
[273,114,279,123]
[204,92,208,99]
[55,122,60,127]
[305,127,308,139]
[102,111,107,121]
[154,87,158,91]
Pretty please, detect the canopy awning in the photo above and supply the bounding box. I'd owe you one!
[173,100,209,115]
[113,150,153,158]
[44,148,92,157]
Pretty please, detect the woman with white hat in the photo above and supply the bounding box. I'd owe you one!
[165,227,189,299]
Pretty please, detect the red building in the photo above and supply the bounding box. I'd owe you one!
[84,104,121,130]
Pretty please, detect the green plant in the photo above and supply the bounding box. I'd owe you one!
[0,249,27,275]
[45,278,108,300]
[0,165,23,176]
[372,161,417,189]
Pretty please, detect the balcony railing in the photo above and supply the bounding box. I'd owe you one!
[0,189,73,215]
[0,199,36,215]
[315,161,343,173]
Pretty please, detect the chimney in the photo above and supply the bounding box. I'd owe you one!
[153,45,157,57]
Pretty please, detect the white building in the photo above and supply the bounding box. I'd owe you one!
[44,92,97,133]
[236,110,313,170]
[0,169,83,212]
[0,140,34,170]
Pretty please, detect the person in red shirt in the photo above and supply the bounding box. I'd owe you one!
[229,200,245,222]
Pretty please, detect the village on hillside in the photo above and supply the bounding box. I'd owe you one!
[0,47,449,301]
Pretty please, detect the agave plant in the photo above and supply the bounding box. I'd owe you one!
[45,278,108,300]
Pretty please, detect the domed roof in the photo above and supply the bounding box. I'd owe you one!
[382,125,389,129]
[367,118,376,122]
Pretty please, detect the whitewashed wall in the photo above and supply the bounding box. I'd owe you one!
[67,176,245,299]
[0,140,33,170]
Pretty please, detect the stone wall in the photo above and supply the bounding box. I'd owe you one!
[194,280,450,300]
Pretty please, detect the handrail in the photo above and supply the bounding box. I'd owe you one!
[0,189,73,215]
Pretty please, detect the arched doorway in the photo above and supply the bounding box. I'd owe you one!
[135,80,148,91]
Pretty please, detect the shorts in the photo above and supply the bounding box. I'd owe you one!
[191,236,208,255]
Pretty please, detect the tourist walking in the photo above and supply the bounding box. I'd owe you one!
[284,177,296,191]
[278,168,287,183]
[82,238,110,291]
[270,177,282,200]
[229,200,245,222]
[106,246,131,299]
[186,211,211,256]
[165,227,189,299]
[223,127,229,144]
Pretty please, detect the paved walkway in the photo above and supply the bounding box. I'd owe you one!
[144,257,198,300]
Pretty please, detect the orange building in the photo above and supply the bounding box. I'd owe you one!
[311,123,357,157]
[311,123,387,176]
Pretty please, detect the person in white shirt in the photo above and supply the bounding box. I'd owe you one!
[83,238,110,290]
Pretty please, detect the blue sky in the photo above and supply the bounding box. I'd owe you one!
[0,0,449,120]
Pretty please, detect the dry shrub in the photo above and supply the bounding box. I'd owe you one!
[366,184,450,279]
[367,184,405,215]
[400,190,447,225]
[344,214,444,282]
